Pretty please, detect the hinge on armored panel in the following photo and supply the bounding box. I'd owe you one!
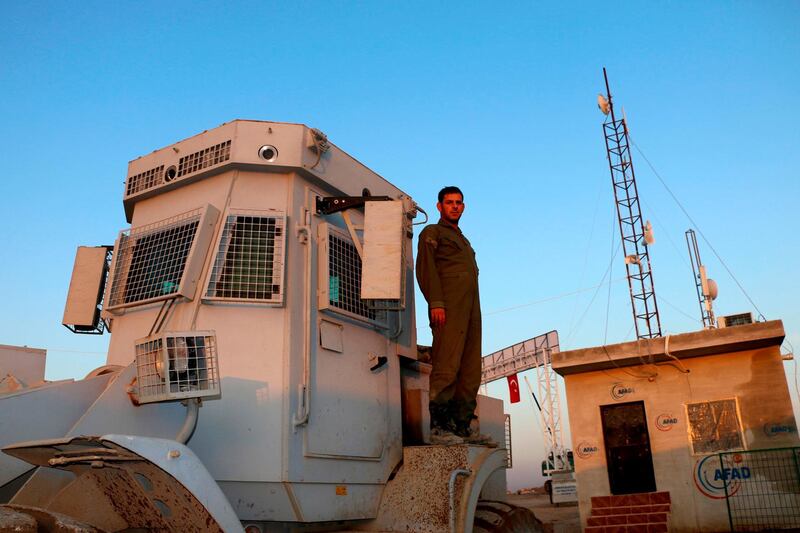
[600,68,662,339]
[315,194,394,216]
[315,194,393,260]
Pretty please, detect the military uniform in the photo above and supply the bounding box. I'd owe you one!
[416,219,482,431]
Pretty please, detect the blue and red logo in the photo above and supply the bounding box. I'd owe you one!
[694,454,751,499]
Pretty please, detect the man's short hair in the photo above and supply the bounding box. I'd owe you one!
[438,186,464,203]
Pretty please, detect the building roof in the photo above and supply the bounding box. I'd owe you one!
[552,320,785,376]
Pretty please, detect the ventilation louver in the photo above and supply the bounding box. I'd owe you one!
[126,165,165,196]
[717,312,755,328]
[178,140,231,177]
[125,140,231,199]
[135,331,220,404]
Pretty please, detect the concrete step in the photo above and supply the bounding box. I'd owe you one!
[591,504,670,516]
[585,525,667,533]
[591,491,671,509]
[587,492,671,533]
[588,512,668,526]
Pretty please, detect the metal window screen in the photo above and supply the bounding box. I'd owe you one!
[177,140,231,177]
[328,232,378,321]
[135,331,220,404]
[136,337,165,400]
[687,398,744,454]
[126,165,164,196]
[108,210,202,308]
[165,334,217,395]
[205,212,285,303]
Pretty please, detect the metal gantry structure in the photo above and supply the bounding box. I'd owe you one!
[480,331,568,473]
[601,68,663,340]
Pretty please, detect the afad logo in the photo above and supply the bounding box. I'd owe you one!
[655,413,678,431]
[575,441,599,459]
[694,454,751,499]
[611,383,634,401]
[764,422,797,437]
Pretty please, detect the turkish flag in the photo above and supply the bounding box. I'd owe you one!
[507,373,521,404]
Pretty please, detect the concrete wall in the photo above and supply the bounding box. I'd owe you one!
[563,344,798,532]
[0,344,46,387]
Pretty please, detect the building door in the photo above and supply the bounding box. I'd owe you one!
[600,401,657,494]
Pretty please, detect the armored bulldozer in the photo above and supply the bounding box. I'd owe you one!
[0,120,537,532]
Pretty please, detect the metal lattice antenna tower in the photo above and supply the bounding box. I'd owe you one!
[601,68,662,339]
[685,229,717,329]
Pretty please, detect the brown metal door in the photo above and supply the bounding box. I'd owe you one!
[600,401,657,494]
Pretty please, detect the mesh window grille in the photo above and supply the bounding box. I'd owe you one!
[327,232,378,321]
[126,165,165,196]
[108,210,202,308]
[135,332,220,403]
[205,212,285,303]
[135,337,165,400]
[687,398,744,454]
[177,140,231,177]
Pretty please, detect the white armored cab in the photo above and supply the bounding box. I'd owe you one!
[0,120,532,532]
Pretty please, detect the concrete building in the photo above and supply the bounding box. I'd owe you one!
[0,344,46,392]
[553,320,798,532]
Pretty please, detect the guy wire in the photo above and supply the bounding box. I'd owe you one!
[630,139,766,320]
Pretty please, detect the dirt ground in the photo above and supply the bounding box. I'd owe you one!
[505,493,581,533]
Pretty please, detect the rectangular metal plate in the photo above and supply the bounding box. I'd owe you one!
[63,247,107,327]
[361,200,403,300]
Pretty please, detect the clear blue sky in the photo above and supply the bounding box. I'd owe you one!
[1,2,798,491]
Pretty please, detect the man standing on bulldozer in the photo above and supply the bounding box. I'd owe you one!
[416,186,494,446]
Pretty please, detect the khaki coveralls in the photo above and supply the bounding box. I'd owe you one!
[416,219,482,426]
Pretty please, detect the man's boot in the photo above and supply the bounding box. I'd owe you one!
[429,402,464,445]
[455,415,498,447]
